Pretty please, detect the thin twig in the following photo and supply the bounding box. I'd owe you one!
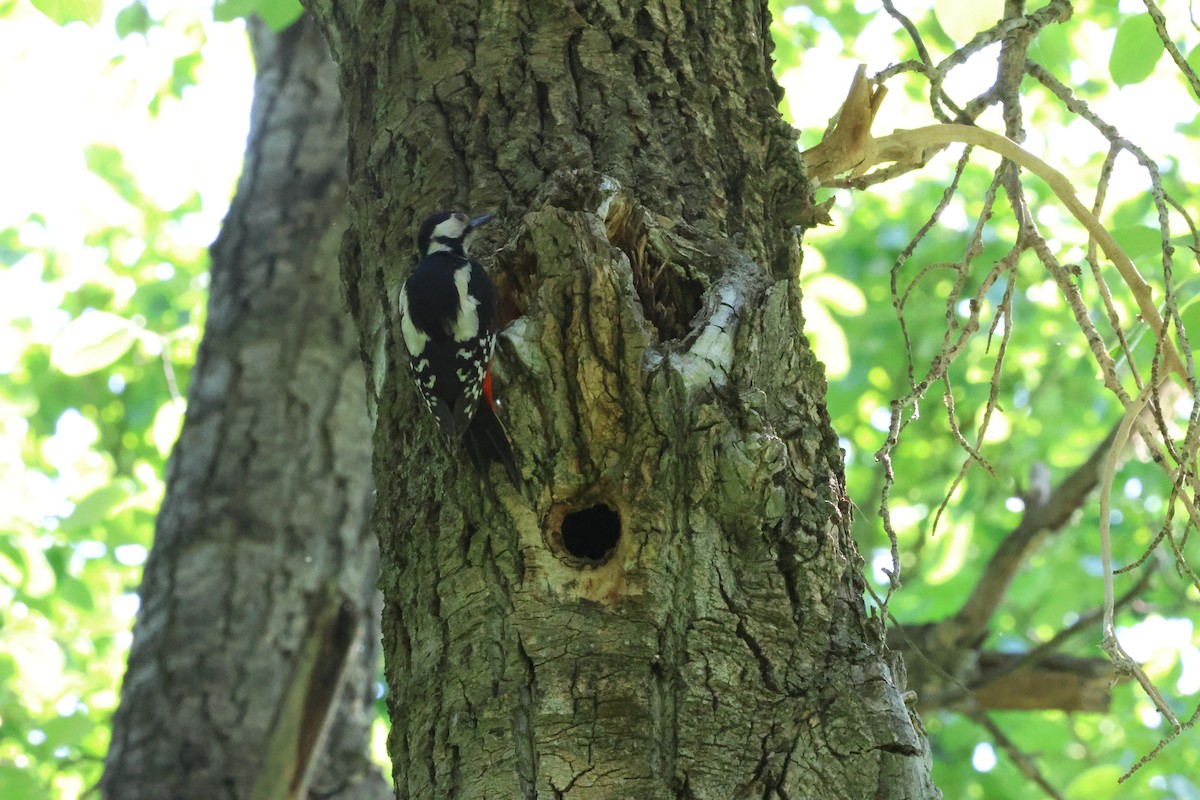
[1098,384,1181,731]
[953,419,1122,639]
[864,123,1186,379]
[969,710,1066,800]
[1142,0,1200,101]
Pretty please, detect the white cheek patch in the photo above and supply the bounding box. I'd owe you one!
[427,217,469,254]
[431,217,468,239]
[451,266,481,341]
[399,290,429,355]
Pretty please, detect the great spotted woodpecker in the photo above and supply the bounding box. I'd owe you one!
[398,211,520,486]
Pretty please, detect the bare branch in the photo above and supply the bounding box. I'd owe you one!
[951,420,1122,641]
[1142,0,1200,101]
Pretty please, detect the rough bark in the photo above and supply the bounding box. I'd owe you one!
[102,17,387,800]
[304,1,939,797]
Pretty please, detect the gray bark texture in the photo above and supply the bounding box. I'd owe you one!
[304,1,939,797]
[101,17,388,800]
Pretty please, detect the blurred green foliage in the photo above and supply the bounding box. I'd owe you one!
[771,1,1200,797]
[3,0,1198,798]
[212,0,302,30]
[1,2,220,796]
[1,152,202,796]
[30,0,101,25]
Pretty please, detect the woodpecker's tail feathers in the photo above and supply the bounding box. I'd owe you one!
[463,400,521,488]
[428,394,478,440]
[428,396,460,439]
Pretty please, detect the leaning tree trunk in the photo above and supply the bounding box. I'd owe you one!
[102,17,388,800]
[306,2,938,797]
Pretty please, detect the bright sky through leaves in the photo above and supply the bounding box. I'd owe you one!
[0,2,252,244]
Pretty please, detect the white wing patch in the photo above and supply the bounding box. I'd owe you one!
[451,265,481,342]
[399,288,428,356]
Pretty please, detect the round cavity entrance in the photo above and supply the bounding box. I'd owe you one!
[553,502,621,564]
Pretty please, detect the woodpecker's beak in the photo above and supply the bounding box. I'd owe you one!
[469,213,496,229]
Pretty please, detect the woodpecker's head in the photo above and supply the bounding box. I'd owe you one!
[417,211,496,258]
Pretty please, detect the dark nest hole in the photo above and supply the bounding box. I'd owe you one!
[549,501,622,565]
[491,232,538,327]
[605,202,705,341]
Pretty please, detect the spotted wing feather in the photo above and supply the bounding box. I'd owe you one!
[399,252,498,439]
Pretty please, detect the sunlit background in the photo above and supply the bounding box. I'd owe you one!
[2,0,1199,797]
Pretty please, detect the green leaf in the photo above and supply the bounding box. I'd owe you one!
[170,52,204,98]
[212,0,302,28]
[44,544,69,581]
[1109,15,1164,87]
[114,0,151,38]
[64,486,128,530]
[803,302,850,379]
[805,273,867,316]
[17,539,57,597]
[1065,764,1123,799]
[212,0,255,22]
[1177,277,1200,348]
[0,654,16,685]
[1029,23,1071,69]
[257,0,304,30]
[0,535,26,585]
[151,401,184,456]
[50,310,138,376]
[57,576,95,611]
[30,0,102,25]
[0,764,44,800]
[1109,225,1163,259]
[39,712,94,749]
[84,145,141,206]
[933,0,1001,43]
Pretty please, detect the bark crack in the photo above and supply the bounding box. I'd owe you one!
[716,569,783,695]
[514,633,539,800]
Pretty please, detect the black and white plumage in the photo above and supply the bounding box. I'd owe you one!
[398,211,520,486]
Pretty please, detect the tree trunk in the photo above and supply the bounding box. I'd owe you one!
[306,1,938,797]
[102,17,387,800]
